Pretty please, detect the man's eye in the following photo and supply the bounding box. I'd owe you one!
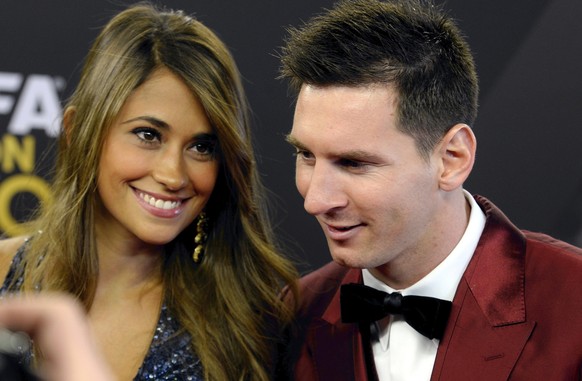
[295,150,313,160]
[339,158,362,168]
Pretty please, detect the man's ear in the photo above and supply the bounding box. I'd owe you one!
[435,123,476,191]
[62,106,76,146]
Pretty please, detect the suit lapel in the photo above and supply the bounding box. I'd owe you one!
[432,196,535,381]
[310,268,371,381]
[432,277,535,380]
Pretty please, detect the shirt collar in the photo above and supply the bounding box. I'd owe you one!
[363,190,486,349]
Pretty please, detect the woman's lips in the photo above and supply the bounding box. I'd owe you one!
[133,188,188,218]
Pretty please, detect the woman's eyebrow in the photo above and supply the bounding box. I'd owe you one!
[122,115,169,129]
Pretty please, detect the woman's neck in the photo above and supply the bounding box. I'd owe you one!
[95,234,164,296]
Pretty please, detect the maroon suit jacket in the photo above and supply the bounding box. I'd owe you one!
[279,196,582,380]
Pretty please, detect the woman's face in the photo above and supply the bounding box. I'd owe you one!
[95,67,219,247]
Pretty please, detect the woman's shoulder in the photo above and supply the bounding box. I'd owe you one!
[0,236,28,283]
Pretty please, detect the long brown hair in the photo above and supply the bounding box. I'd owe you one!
[21,4,297,380]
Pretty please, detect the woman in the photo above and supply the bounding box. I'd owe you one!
[0,4,297,380]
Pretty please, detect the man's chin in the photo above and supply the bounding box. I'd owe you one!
[330,252,367,269]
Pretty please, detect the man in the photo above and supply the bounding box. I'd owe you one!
[277,0,582,380]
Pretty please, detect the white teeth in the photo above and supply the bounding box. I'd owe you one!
[140,192,181,210]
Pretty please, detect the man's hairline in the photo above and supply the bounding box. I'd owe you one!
[288,81,439,162]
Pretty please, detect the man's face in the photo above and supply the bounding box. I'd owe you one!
[288,85,448,282]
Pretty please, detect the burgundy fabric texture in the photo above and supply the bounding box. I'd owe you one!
[278,196,582,381]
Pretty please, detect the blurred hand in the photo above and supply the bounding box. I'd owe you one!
[0,294,115,381]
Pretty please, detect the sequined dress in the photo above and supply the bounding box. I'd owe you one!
[0,243,204,381]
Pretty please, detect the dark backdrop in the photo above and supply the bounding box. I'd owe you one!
[1,0,580,273]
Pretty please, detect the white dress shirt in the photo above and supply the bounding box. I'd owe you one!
[362,190,486,381]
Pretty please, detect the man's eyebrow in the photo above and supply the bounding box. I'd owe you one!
[339,150,383,163]
[285,134,306,150]
[285,133,383,163]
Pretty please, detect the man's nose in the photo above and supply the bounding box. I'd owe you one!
[302,163,347,215]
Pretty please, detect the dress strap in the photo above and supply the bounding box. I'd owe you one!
[0,238,29,293]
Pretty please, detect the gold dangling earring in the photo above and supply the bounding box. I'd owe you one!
[193,212,208,263]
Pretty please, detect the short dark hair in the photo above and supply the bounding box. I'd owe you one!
[279,0,479,158]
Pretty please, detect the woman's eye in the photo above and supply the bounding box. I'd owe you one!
[133,128,161,144]
[191,141,216,156]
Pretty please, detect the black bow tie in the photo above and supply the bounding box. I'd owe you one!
[340,283,452,340]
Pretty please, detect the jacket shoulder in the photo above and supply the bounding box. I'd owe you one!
[523,231,582,258]
[296,262,353,319]
[523,231,582,288]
